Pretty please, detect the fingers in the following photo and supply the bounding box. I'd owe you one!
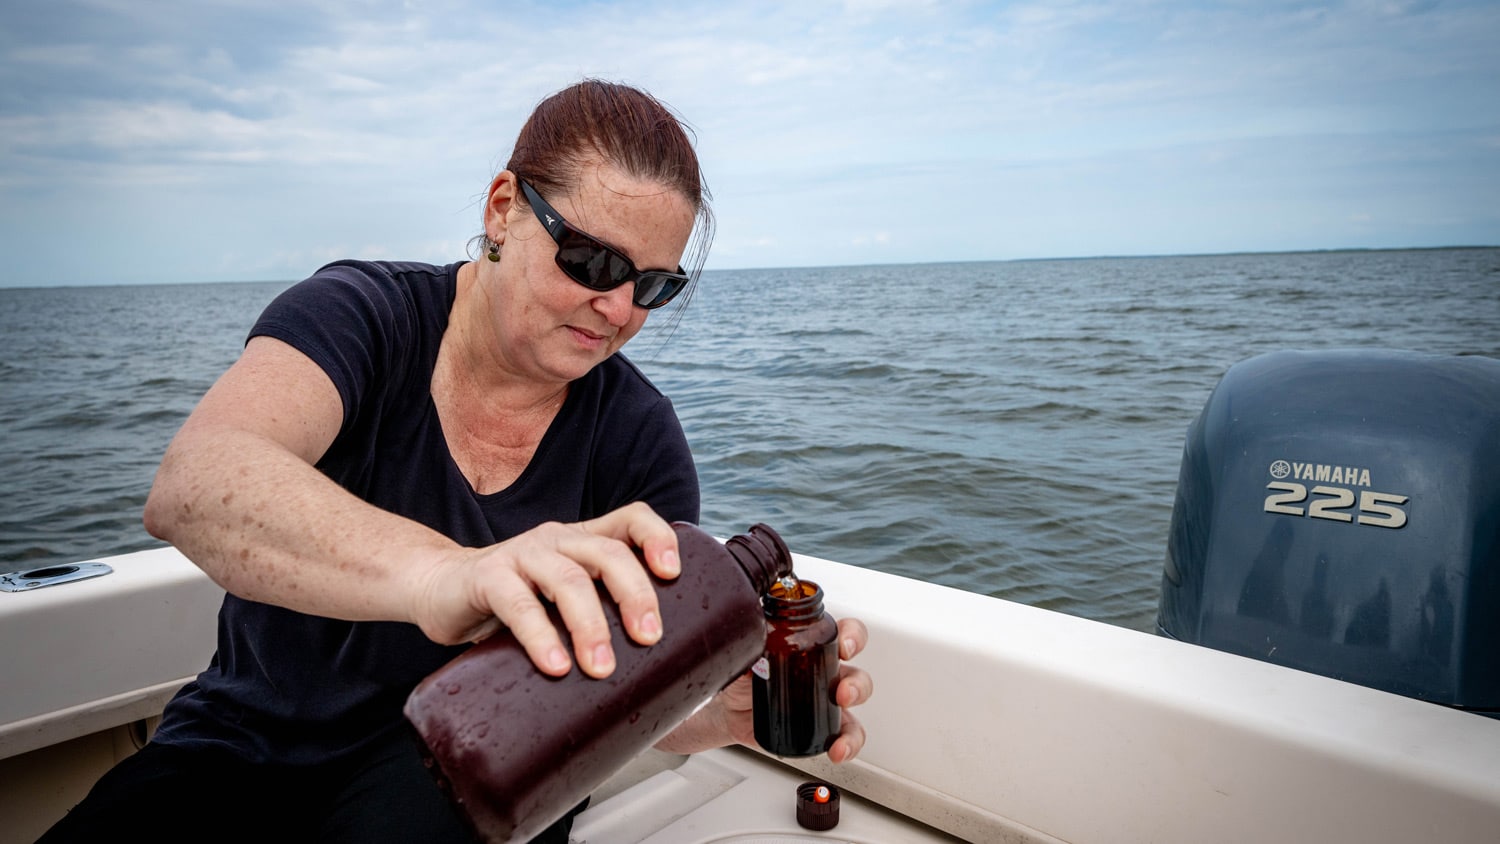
[836,617,869,661]
[583,501,681,580]
[834,662,874,709]
[482,567,573,676]
[830,618,873,764]
[467,504,677,679]
[827,710,867,764]
[503,530,638,678]
[568,504,677,647]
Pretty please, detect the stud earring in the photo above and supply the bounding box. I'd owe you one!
[487,239,500,262]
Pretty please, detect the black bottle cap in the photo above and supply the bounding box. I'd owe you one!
[796,781,840,830]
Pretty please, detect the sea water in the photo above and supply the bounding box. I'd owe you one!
[3,248,1496,631]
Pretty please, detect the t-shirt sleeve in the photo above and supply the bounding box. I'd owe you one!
[247,262,411,431]
[596,390,700,526]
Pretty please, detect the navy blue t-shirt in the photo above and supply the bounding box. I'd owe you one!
[152,260,700,764]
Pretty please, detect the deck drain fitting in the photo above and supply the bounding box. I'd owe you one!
[795,781,840,831]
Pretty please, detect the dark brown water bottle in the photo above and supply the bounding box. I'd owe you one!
[752,576,841,757]
[404,522,793,844]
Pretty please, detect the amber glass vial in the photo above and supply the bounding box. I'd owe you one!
[752,578,841,757]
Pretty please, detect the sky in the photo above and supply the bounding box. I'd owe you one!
[1,0,1497,287]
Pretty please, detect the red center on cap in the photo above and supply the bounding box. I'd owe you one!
[796,780,840,831]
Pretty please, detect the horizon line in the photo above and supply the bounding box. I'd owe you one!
[4,243,1496,292]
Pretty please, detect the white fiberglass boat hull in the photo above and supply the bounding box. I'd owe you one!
[3,545,1499,843]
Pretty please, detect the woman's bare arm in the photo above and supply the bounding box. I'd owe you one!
[144,336,451,620]
[143,336,679,678]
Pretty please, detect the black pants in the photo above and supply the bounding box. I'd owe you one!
[36,729,584,843]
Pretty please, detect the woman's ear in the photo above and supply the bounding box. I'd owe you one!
[484,170,520,245]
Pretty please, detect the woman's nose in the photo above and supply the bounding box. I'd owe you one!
[594,281,637,325]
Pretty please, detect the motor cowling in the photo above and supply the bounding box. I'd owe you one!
[1157,349,1500,716]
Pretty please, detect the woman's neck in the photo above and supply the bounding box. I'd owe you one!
[431,262,568,494]
[443,261,568,414]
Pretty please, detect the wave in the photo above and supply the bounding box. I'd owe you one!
[6,250,1498,631]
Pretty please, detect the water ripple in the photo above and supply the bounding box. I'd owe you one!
[5,252,1499,633]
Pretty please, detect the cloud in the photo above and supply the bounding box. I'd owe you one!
[1,0,1497,285]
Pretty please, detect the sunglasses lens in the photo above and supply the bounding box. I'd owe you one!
[634,273,687,309]
[557,240,613,291]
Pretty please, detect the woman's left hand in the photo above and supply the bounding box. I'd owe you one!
[658,617,873,762]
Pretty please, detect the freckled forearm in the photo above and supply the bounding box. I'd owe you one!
[144,428,455,622]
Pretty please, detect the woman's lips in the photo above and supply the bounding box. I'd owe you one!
[568,324,610,350]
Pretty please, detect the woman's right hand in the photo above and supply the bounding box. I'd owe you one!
[409,501,681,679]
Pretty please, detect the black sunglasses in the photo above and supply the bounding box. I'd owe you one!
[519,179,691,310]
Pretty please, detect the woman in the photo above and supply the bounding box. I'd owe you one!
[41,80,872,843]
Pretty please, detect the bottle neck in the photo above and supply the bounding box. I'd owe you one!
[725,523,794,594]
[762,579,825,621]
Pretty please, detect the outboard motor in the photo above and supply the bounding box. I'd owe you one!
[1157,349,1500,717]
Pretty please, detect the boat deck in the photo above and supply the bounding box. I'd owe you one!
[573,746,966,842]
